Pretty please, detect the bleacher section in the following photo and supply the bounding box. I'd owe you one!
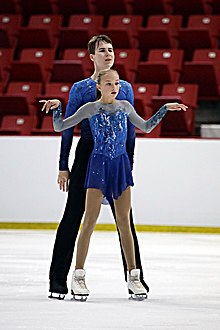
[0,0,220,137]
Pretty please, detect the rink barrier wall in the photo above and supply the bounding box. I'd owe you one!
[0,222,220,234]
[1,137,220,229]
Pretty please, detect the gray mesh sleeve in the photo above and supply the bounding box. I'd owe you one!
[53,102,95,132]
[126,102,168,133]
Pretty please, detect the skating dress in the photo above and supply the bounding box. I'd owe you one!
[53,100,167,201]
[58,77,135,171]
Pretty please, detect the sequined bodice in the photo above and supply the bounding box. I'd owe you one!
[89,109,128,159]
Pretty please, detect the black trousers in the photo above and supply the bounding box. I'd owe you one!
[49,138,145,284]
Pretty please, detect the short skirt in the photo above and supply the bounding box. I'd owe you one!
[84,152,134,201]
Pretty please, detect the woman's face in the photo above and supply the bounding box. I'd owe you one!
[98,70,120,101]
[90,41,115,71]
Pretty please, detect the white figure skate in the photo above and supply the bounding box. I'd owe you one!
[127,269,148,301]
[71,269,89,302]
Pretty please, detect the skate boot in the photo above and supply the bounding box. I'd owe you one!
[127,269,148,301]
[71,269,89,302]
[48,279,68,300]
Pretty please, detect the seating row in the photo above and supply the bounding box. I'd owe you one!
[1,0,220,18]
[1,14,220,60]
[1,48,219,99]
[0,81,198,137]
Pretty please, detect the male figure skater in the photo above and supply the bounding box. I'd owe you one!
[49,35,149,299]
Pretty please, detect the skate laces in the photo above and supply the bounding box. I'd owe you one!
[75,276,87,289]
[131,278,142,288]
[129,273,143,288]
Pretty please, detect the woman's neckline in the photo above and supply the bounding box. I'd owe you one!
[96,100,119,106]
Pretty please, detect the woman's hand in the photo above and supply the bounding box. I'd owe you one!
[165,103,188,112]
[39,99,60,113]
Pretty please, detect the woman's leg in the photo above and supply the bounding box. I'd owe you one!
[113,187,136,272]
[75,188,103,269]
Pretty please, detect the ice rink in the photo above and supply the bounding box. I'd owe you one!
[0,230,220,330]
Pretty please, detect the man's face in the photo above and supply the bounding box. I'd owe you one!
[90,41,115,70]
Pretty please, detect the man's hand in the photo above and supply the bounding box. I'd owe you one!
[57,171,70,192]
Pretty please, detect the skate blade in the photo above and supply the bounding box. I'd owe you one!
[71,290,89,302]
[71,294,88,302]
[48,292,65,300]
[129,293,148,301]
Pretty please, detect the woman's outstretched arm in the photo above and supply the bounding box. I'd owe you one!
[126,101,188,133]
[39,99,94,132]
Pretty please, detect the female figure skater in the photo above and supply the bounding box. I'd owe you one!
[40,69,187,300]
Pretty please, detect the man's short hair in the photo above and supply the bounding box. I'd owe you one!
[88,35,113,54]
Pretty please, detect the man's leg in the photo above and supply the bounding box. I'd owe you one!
[49,140,93,293]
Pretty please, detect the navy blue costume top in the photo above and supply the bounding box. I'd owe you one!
[59,77,135,171]
[53,100,168,201]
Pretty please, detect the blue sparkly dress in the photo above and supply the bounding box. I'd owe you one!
[53,100,167,201]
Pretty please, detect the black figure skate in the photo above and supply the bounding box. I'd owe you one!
[48,279,68,300]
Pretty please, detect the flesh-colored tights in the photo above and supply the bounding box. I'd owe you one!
[75,187,136,271]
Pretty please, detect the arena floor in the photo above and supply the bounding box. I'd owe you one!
[0,230,220,330]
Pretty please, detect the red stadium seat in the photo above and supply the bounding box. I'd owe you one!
[33,116,81,136]
[55,0,96,24]
[193,49,220,65]
[59,15,104,52]
[0,14,22,48]
[62,49,93,76]
[0,95,29,125]
[212,0,220,13]
[99,15,143,49]
[0,82,43,117]
[17,27,56,49]
[9,62,45,83]
[133,0,174,15]
[0,48,15,86]
[18,48,55,83]
[178,15,220,60]
[19,0,58,16]
[138,15,182,59]
[42,82,72,110]
[133,83,160,117]
[0,115,37,135]
[152,83,199,136]
[133,83,161,137]
[39,116,55,133]
[32,116,54,134]
[136,49,184,84]
[0,0,21,14]
[173,0,213,15]
[49,60,88,83]
[28,14,62,35]
[180,49,220,100]
[9,48,55,84]
[161,83,199,108]
[95,0,133,16]
[114,49,140,82]
[147,15,182,39]
[32,116,63,135]
[17,15,62,50]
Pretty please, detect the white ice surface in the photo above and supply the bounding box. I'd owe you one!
[0,230,220,330]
